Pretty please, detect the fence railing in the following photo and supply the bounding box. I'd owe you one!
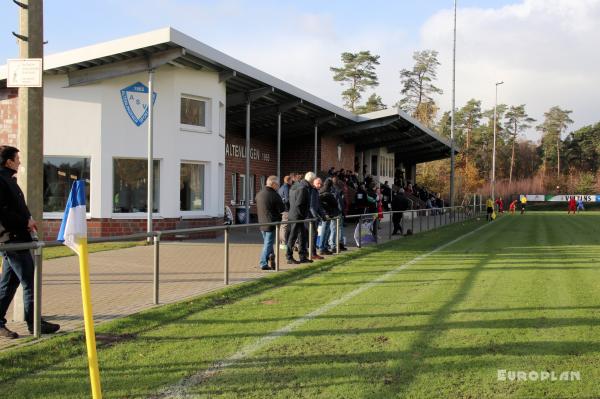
[0,205,482,338]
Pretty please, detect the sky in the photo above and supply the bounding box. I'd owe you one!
[1,0,598,142]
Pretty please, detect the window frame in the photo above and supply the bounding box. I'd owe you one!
[179,94,211,134]
[179,161,207,214]
[42,155,92,219]
[111,157,161,217]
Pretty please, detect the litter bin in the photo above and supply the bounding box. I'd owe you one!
[235,206,249,224]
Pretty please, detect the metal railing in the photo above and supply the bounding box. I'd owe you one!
[0,205,482,338]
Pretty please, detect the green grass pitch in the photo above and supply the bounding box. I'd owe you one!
[1,212,599,398]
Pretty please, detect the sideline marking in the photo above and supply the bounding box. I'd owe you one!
[153,219,498,398]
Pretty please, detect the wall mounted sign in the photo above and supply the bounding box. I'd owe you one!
[7,58,43,87]
[120,82,157,126]
[225,143,270,162]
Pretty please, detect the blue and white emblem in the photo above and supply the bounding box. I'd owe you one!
[120,82,157,126]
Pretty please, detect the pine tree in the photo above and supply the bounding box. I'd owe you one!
[504,105,535,184]
[330,51,380,112]
[355,93,386,114]
[536,106,573,178]
[398,50,443,126]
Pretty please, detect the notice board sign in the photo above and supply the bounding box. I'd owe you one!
[7,58,43,87]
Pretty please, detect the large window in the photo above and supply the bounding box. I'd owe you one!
[180,163,205,211]
[43,156,90,212]
[231,173,237,205]
[180,96,206,127]
[113,159,160,213]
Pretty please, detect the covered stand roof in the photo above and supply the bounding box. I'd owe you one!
[0,27,453,163]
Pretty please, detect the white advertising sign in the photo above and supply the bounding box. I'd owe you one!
[7,58,43,87]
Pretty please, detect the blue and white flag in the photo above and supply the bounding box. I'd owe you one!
[57,180,88,254]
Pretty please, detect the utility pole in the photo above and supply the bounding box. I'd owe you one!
[13,0,44,322]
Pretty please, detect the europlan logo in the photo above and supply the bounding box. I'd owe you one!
[497,370,581,382]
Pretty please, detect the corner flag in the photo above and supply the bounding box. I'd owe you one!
[58,180,88,254]
[58,180,103,399]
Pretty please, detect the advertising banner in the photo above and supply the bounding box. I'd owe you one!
[524,195,598,202]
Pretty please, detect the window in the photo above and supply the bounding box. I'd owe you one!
[43,156,90,212]
[113,159,160,213]
[260,175,266,189]
[180,163,205,211]
[239,174,247,204]
[180,96,206,127]
[250,175,256,203]
[231,173,237,204]
[219,101,225,138]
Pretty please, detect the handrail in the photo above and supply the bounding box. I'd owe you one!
[0,205,481,339]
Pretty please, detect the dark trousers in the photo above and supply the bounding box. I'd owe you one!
[286,221,308,260]
[0,250,34,327]
[392,213,404,234]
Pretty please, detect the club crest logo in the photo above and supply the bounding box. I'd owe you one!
[120,82,157,126]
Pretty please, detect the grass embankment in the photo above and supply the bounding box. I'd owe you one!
[2,213,600,398]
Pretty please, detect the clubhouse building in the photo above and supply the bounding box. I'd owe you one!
[0,28,452,237]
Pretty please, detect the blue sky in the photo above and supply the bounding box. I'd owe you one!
[0,0,513,59]
[1,0,598,140]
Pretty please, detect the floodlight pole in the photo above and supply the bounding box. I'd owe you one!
[492,81,504,200]
[449,0,457,207]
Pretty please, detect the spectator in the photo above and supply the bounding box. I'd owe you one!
[381,181,392,211]
[391,188,410,235]
[0,146,60,338]
[277,175,292,247]
[286,172,314,264]
[256,176,284,270]
[309,177,328,259]
[318,179,338,255]
[277,175,292,212]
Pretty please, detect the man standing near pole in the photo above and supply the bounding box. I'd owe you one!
[0,146,60,338]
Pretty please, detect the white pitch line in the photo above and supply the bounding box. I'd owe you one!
[152,220,495,399]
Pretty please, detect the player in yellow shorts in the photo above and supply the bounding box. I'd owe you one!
[520,195,527,214]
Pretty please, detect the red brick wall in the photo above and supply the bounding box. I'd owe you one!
[280,136,321,176]
[0,88,18,146]
[41,217,222,240]
[224,132,277,218]
[320,136,355,173]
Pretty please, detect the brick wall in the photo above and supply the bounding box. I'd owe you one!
[224,132,277,220]
[0,88,18,146]
[320,135,355,173]
[280,134,355,178]
[41,217,222,240]
[280,135,321,177]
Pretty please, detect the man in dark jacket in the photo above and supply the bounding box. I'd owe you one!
[0,146,60,338]
[391,188,410,235]
[277,175,292,248]
[256,175,285,270]
[286,172,315,264]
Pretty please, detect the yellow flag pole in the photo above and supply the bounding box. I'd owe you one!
[77,238,103,399]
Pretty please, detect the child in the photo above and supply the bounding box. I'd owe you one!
[509,199,518,214]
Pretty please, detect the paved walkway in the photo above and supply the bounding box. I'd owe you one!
[0,211,469,350]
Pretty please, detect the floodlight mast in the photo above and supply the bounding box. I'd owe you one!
[492,81,504,200]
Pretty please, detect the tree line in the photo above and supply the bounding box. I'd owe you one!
[330,50,600,197]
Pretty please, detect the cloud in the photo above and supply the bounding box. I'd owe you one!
[420,0,600,140]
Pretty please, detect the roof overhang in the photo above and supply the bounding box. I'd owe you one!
[329,107,454,163]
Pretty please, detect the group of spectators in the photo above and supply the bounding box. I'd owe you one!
[255,168,437,270]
